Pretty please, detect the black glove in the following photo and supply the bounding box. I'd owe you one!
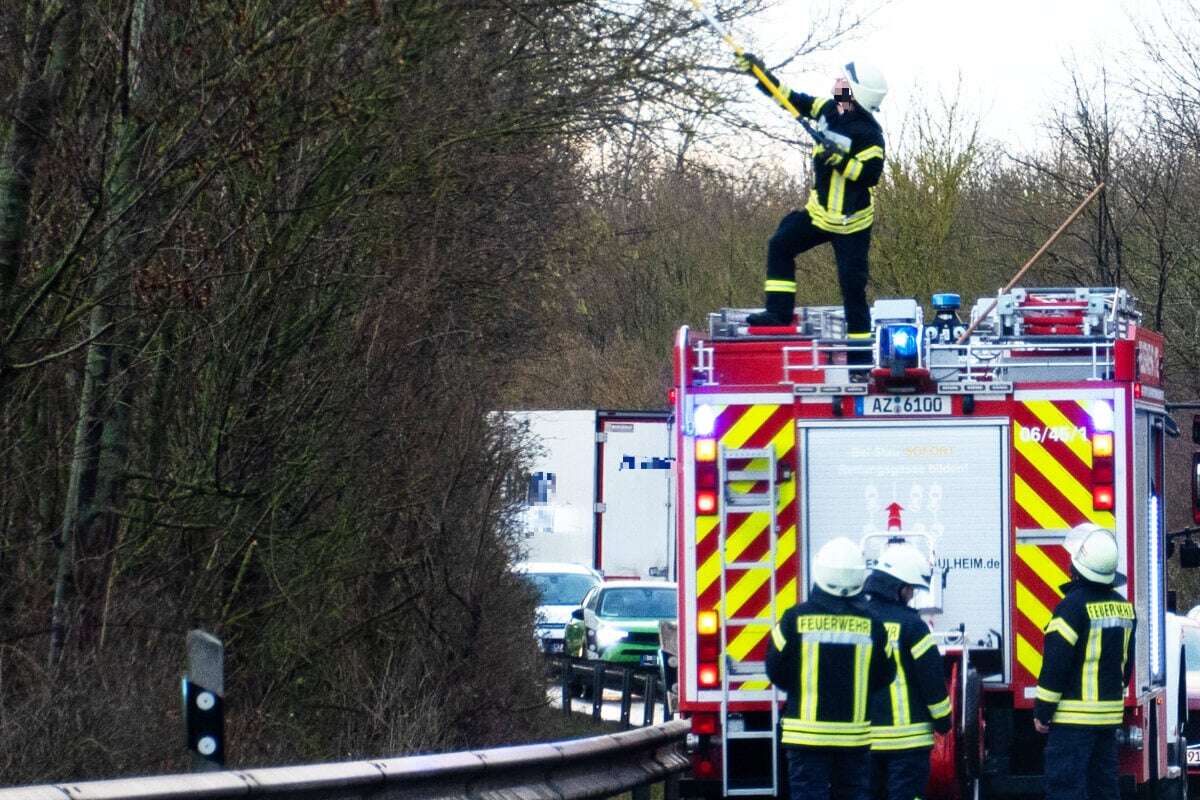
[734,51,765,74]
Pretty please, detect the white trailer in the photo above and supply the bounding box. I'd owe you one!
[509,410,676,579]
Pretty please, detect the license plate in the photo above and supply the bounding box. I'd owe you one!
[1187,748,1200,765]
[640,654,658,666]
[861,395,949,416]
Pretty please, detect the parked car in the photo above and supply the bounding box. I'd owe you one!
[1180,609,1200,778]
[564,580,678,667]
[515,561,603,655]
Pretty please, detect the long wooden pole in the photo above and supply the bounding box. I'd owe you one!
[955,182,1106,344]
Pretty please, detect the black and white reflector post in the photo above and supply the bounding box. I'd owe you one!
[184,629,225,770]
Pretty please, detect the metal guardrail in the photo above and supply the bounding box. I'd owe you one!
[557,657,672,727]
[0,719,690,800]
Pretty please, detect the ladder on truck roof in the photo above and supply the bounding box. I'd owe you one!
[717,445,780,798]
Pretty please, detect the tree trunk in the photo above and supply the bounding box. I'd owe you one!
[0,1,80,374]
[49,0,148,667]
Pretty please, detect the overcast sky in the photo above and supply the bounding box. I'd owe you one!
[745,0,1154,151]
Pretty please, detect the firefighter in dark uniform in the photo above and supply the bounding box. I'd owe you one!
[735,55,888,373]
[863,543,952,800]
[1034,524,1135,800]
[766,537,895,800]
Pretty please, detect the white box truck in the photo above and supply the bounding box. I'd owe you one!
[510,409,675,579]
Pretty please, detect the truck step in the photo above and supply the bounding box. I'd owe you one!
[723,560,775,570]
[725,616,775,626]
[723,730,776,740]
[727,787,777,796]
[723,495,775,511]
[726,660,767,676]
[722,448,775,461]
[725,469,772,482]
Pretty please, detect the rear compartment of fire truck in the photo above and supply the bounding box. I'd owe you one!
[669,289,1186,800]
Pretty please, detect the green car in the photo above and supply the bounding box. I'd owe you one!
[564,580,677,667]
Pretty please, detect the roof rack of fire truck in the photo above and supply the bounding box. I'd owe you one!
[697,287,1143,389]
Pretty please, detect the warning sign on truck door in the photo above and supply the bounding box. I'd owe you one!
[801,422,1009,655]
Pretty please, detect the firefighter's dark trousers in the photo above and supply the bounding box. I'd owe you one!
[1043,725,1119,800]
[763,210,872,362]
[870,747,931,800]
[785,746,870,800]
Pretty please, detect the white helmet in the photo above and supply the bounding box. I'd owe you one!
[1064,523,1119,584]
[873,543,931,590]
[814,537,867,597]
[843,61,887,113]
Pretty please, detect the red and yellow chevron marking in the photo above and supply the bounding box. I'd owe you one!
[1014,543,1072,682]
[1012,400,1115,531]
[694,404,798,691]
[1011,399,1114,688]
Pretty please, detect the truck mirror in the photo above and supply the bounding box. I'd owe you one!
[1194,453,1200,525]
[571,608,584,620]
[1181,538,1200,570]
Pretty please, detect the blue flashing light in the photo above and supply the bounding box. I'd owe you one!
[694,404,717,437]
[1092,400,1115,432]
[932,293,961,312]
[890,325,920,360]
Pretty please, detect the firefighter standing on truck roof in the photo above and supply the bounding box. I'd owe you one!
[735,54,887,374]
[1034,524,1136,800]
[766,537,895,800]
[863,544,952,800]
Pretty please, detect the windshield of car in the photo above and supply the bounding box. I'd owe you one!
[526,572,598,606]
[599,587,677,619]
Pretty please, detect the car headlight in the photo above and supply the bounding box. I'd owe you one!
[596,625,629,648]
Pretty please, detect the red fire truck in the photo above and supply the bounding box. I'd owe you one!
[670,288,1190,799]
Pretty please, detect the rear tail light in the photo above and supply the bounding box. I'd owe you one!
[1093,432,1114,458]
[699,663,720,687]
[1093,485,1115,511]
[697,490,717,515]
[691,713,718,735]
[697,610,719,635]
[696,438,717,462]
[691,753,718,779]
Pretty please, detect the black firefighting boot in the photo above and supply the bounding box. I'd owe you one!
[746,292,794,327]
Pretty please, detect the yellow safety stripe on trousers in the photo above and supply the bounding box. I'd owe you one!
[910,635,936,660]
[1044,617,1078,646]
[869,722,934,750]
[805,191,874,234]
[1035,686,1063,703]
[927,696,952,719]
[764,279,797,293]
[1082,626,1103,702]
